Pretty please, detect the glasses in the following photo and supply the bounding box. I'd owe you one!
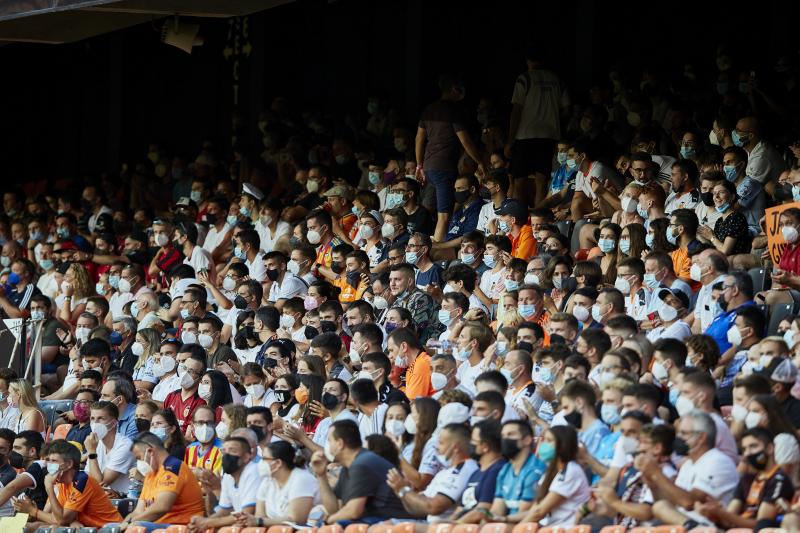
[405,243,423,250]
[722,284,735,290]
[73,399,91,406]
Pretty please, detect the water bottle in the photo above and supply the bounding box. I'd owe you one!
[127,478,143,499]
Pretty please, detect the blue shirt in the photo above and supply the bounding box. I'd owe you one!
[704,301,755,354]
[549,165,577,195]
[117,403,138,440]
[416,264,444,288]
[446,199,484,241]
[461,459,507,511]
[494,452,547,514]
[721,351,748,388]
[580,419,611,458]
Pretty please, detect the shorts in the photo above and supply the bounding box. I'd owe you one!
[511,138,556,179]
[426,169,457,213]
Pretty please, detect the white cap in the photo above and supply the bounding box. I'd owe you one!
[437,402,470,428]
[242,182,265,201]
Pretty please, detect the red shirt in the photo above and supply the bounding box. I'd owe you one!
[780,243,800,277]
[163,390,206,431]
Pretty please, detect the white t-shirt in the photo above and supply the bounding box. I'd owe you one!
[256,467,320,519]
[746,141,785,184]
[245,252,267,282]
[203,224,231,253]
[152,373,181,403]
[646,321,691,343]
[510,69,567,140]
[574,161,616,200]
[694,276,726,331]
[710,411,739,464]
[219,461,262,511]
[665,190,698,214]
[538,461,591,527]
[456,360,489,396]
[109,286,154,320]
[625,288,651,322]
[674,448,739,505]
[479,267,506,301]
[87,433,135,495]
[313,410,359,448]
[419,435,445,477]
[37,271,59,300]
[184,245,213,274]
[268,274,308,303]
[358,403,388,441]
[468,293,489,314]
[256,220,291,253]
[476,202,499,235]
[62,359,79,391]
[423,459,480,521]
[132,357,158,384]
[244,390,276,408]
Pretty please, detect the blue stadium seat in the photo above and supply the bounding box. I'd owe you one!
[768,302,793,335]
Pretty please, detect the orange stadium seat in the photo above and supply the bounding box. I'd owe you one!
[452,526,480,533]
[511,524,540,533]
[481,523,511,533]
[318,526,344,533]
[428,524,454,533]
[599,527,627,533]
[268,527,294,533]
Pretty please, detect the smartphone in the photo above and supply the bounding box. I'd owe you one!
[264,358,278,369]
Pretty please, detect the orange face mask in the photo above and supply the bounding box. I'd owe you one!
[295,388,309,405]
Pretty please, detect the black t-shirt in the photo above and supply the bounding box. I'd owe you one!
[406,205,433,236]
[66,423,93,446]
[782,396,800,428]
[0,463,15,488]
[116,344,137,375]
[378,383,408,405]
[208,345,237,368]
[733,469,795,518]
[334,449,411,520]
[24,461,47,510]
[418,99,467,172]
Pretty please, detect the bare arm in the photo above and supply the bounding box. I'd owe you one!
[127,490,178,523]
[327,496,367,523]
[455,131,485,168]
[507,104,523,149]
[415,127,427,167]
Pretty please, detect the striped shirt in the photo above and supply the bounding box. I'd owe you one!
[184,439,223,475]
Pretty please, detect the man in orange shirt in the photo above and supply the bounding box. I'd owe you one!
[332,250,371,305]
[323,185,358,240]
[387,327,434,399]
[17,439,122,529]
[119,432,205,531]
[497,199,536,261]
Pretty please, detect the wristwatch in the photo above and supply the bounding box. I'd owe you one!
[398,486,413,498]
[88,453,98,460]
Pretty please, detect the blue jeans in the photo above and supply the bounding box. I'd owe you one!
[425,169,457,213]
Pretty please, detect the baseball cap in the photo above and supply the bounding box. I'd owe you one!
[496,198,528,222]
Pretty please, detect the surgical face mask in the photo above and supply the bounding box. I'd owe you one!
[643,272,659,290]
[680,146,696,160]
[621,196,638,214]
[431,372,449,391]
[382,223,396,239]
[152,356,176,377]
[566,158,578,170]
[601,403,621,425]
[30,309,45,322]
[483,254,496,268]
[552,276,564,290]
[645,233,655,249]
[222,276,237,291]
[533,365,554,384]
[198,383,212,399]
[498,220,510,233]
[716,202,730,213]
[666,227,679,245]
[658,303,678,322]
[784,329,797,349]
[503,279,519,292]
[95,283,106,296]
[727,325,743,346]
[385,192,405,209]
[227,215,239,226]
[572,304,589,322]
[614,276,631,295]
[46,462,60,476]
[437,309,453,327]
[793,186,800,203]
[306,180,320,193]
[524,273,539,285]
[598,238,616,253]
[783,225,799,244]
[690,263,703,282]
[556,152,568,165]
[723,164,738,182]
[152,427,168,442]
[496,341,508,356]
[39,259,54,271]
[591,303,605,323]
[637,203,649,219]
[368,171,381,185]
[460,252,475,265]
[618,238,631,255]
[518,303,536,318]
[405,251,418,264]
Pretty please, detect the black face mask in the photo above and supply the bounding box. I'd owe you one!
[266,268,280,282]
[204,213,217,225]
[673,437,690,456]
[746,450,768,470]
[718,295,728,312]
[289,237,301,248]
[304,326,319,340]
[8,451,24,469]
[454,190,471,204]
[234,296,248,310]
[346,271,361,288]
[322,392,340,410]
[243,325,258,340]
[701,191,715,207]
[517,341,533,353]
[248,425,265,443]
[135,418,151,432]
[274,390,290,404]
[221,453,241,475]
[468,443,481,462]
[775,184,794,202]
[479,187,492,200]
[564,409,583,428]
[501,438,521,459]
[331,263,344,275]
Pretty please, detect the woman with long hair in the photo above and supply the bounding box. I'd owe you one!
[296,355,328,380]
[384,401,413,461]
[151,408,187,460]
[593,223,621,285]
[522,425,590,526]
[219,404,247,439]
[242,363,271,408]
[59,262,95,324]
[645,218,676,256]
[131,327,160,392]
[197,369,233,421]
[271,374,300,420]
[745,394,799,440]
[618,223,647,262]
[8,379,45,434]
[291,374,324,434]
[398,397,440,490]
[612,183,646,228]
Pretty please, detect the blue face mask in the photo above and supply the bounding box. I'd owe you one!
[534,365,553,383]
[503,279,519,292]
[180,308,191,320]
[643,273,659,290]
[483,254,496,268]
[537,441,556,463]
[637,204,649,219]
[151,427,168,441]
[437,309,452,327]
[732,130,746,147]
[619,239,631,254]
[351,206,361,216]
[30,231,43,242]
[645,233,655,249]
[108,275,120,289]
[666,227,678,245]
[680,146,696,159]
[39,259,54,271]
[601,404,621,426]
[793,186,800,202]
[109,331,123,346]
[368,171,381,185]
[498,220,510,233]
[460,253,475,265]
[234,247,247,260]
[518,303,536,318]
[556,152,568,165]
[385,193,405,210]
[723,165,738,182]
[668,388,680,406]
[566,158,578,170]
[56,227,70,239]
[405,252,418,264]
[226,215,238,226]
[96,283,105,296]
[239,206,251,218]
[716,202,730,213]
[598,238,616,253]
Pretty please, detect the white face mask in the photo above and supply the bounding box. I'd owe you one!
[198,333,214,349]
[197,383,212,399]
[280,314,295,329]
[404,414,417,435]
[675,394,695,417]
[731,403,749,422]
[136,454,153,477]
[430,372,448,391]
[257,459,273,478]
[131,342,144,357]
[152,355,176,377]
[385,419,406,437]
[306,229,321,245]
[690,263,703,282]
[222,276,237,291]
[620,196,639,214]
[194,423,215,443]
[658,302,678,322]
[181,331,197,345]
[349,343,363,365]
[324,440,337,462]
[180,371,196,390]
[573,304,590,323]
[745,411,763,429]
[651,360,668,381]
[216,421,229,439]
[246,383,265,398]
[91,421,111,440]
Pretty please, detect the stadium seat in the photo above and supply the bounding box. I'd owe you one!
[536,527,566,533]
[556,220,573,239]
[164,526,189,533]
[768,302,794,335]
[511,524,540,533]
[267,527,294,533]
[724,529,753,533]
[755,530,787,533]
[318,526,344,533]
[113,498,137,518]
[480,523,510,533]
[688,528,718,533]
[54,529,78,533]
[630,527,685,533]
[371,524,416,533]
[78,528,99,533]
[748,267,767,292]
[567,527,591,533]
[98,527,122,533]
[218,527,243,533]
[344,524,370,533]
[241,528,268,533]
[126,527,147,533]
[599,527,626,533]
[52,423,71,440]
[428,524,454,533]
[452,526,480,533]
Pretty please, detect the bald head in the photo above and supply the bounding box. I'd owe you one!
[2,241,21,260]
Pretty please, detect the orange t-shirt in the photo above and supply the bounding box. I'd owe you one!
[509,225,536,261]
[56,471,122,528]
[140,455,205,524]
[340,213,357,236]
[670,247,700,291]
[404,351,434,399]
[333,276,369,303]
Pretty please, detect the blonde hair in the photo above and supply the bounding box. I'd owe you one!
[502,308,524,329]
[10,379,41,413]
[602,377,634,395]
[135,328,161,370]
[222,403,247,433]
[68,263,95,300]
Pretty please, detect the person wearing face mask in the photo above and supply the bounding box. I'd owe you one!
[387,263,440,344]
[642,412,739,529]
[289,378,358,455]
[636,181,667,226]
[236,440,321,528]
[477,170,509,236]
[118,432,205,531]
[495,198,535,261]
[98,376,138,439]
[163,346,208,432]
[173,221,215,285]
[696,180,753,257]
[718,308,765,396]
[718,146,765,239]
[200,195,232,257]
[613,258,649,322]
[558,380,610,458]
[645,289,691,343]
[450,322,494,396]
[189,437,261,531]
[732,116,785,188]
[695,428,793,531]
[360,352,408,404]
[705,270,756,355]
[150,409,187,461]
[241,363,272,408]
[689,248,729,334]
[594,421,675,530]
[763,208,800,308]
[426,353,463,400]
[471,391,506,425]
[694,172,726,231]
[185,405,223,475]
[346,322,379,370]
[430,176,484,262]
[230,229,267,283]
[478,236,511,310]
[65,388,99,448]
[547,313,579,346]
[355,210,387,272]
[568,139,619,222]
[149,339,182,404]
[109,263,152,320]
[307,209,344,277]
[84,400,136,497]
[194,316,235,370]
[479,420,544,523]
[349,378,389,441]
[0,431,46,512]
[437,292,468,341]
[665,160,700,215]
[14,439,122,529]
[263,250,308,312]
[386,423,479,522]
